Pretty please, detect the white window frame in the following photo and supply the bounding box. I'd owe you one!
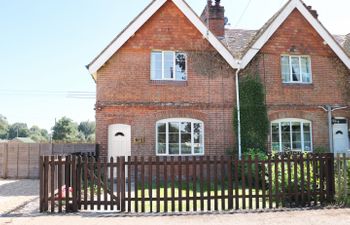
[271,118,313,153]
[151,51,187,81]
[281,55,312,84]
[156,118,204,156]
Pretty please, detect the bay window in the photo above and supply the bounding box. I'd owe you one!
[156,118,204,155]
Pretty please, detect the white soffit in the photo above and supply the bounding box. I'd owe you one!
[240,0,350,69]
[87,0,241,76]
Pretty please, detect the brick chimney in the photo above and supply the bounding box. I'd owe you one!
[200,0,225,38]
[303,3,318,19]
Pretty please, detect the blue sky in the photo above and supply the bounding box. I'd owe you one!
[0,0,349,132]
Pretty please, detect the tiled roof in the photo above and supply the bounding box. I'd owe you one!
[223,30,350,59]
[222,29,257,58]
[222,0,350,59]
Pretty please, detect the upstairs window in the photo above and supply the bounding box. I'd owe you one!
[151,51,187,81]
[281,55,312,83]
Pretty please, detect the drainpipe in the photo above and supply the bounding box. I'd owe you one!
[235,64,242,159]
[319,105,348,153]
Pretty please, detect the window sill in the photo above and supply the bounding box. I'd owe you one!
[282,83,314,88]
[150,80,188,86]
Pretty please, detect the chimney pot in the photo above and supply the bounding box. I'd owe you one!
[200,0,225,37]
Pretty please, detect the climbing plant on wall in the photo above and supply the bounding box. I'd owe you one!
[233,74,269,152]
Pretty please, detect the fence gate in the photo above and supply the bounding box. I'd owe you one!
[40,154,335,213]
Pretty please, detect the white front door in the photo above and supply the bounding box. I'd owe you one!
[108,124,131,158]
[333,118,350,153]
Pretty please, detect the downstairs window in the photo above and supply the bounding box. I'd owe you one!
[271,119,312,153]
[156,118,204,156]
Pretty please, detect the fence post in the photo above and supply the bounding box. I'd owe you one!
[343,153,347,201]
[328,153,336,202]
[120,156,126,212]
[44,156,49,212]
[39,156,44,212]
[72,156,78,212]
[2,143,8,179]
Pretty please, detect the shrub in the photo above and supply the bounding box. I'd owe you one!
[266,154,316,205]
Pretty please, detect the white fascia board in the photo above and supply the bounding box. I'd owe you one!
[240,0,297,68]
[240,0,350,69]
[173,0,240,69]
[88,0,167,74]
[295,0,350,69]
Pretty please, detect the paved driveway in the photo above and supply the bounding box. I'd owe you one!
[1,179,350,225]
[1,208,350,225]
[0,179,39,215]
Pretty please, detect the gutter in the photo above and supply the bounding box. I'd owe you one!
[235,62,242,159]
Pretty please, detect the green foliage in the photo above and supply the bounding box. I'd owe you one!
[240,149,268,186]
[52,117,80,142]
[29,125,49,142]
[267,154,316,204]
[314,146,328,154]
[234,75,269,153]
[335,159,350,206]
[8,123,30,139]
[0,114,9,139]
[78,121,96,142]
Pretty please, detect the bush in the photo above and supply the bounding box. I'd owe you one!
[233,75,269,151]
[239,148,267,186]
[266,154,316,205]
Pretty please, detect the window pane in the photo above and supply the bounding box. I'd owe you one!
[168,122,179,154]
[301,57,311,83]
[304,142,312,152]
[271,123,280,152]
[169,144,179,155]
[303,123,312,151]
[157,123,166,133]
[194,123,203,154]
[194,146,204,154]
[169,122,179,132]
[151,52,162,80]
[157,123,166,154]
[158,143,166,154]
[180,122,191,133]
[281,122,291,151]
[291,57,301,82]
[175,53,187,81]
[291,122,302,151]
[163,52,174,79]
[281,56,291,82]
[180,122,192,155]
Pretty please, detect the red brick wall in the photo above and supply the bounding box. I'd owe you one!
[96,4,349,156]
[96,1,235,156]
[243,9,350,152]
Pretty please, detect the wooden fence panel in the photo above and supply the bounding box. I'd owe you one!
[39,154,336,214]
[0,143,96,179]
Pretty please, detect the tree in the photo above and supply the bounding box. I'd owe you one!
[52,117,80,142]
[234,75,269,152]
[0,114,9,139]
[78,121,96,141]
[8,123,30,139]
[29,126,49,142]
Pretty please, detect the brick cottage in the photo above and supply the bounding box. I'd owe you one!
[86,0,350,158]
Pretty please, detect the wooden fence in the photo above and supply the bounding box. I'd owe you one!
[40,153,335,213]
[0,143,96,179]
